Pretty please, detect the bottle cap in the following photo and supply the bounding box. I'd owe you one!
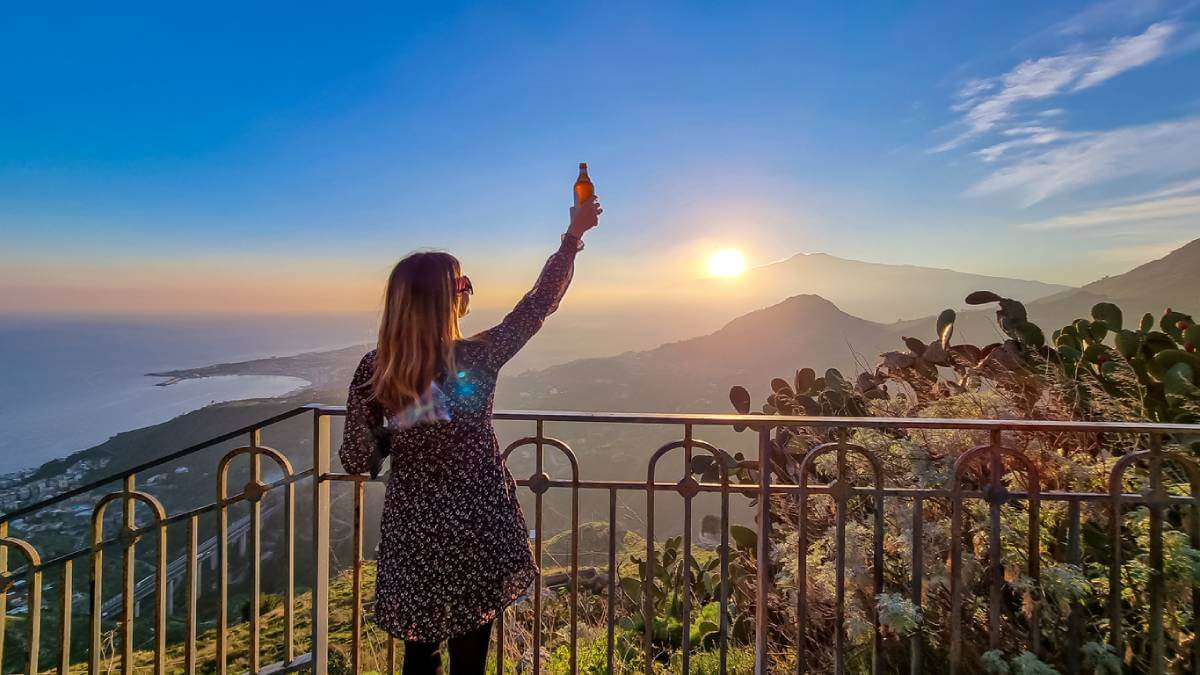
[579,162,588,169]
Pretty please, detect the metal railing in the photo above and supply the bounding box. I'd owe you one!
[1,405,1198,674]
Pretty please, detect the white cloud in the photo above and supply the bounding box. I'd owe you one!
[974,125,1079,163]
[1010,173,1199,267]
[1054,0,1175,37]
[1018,193,1200,230]
[938,0,1200,252]
[956,78,998,100]
[968,117,1200,205]
[1123,176,1200,201]
[1074,21,1176,89]
[933,21,1179,151]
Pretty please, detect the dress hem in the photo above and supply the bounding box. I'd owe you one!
[373,563,540,643]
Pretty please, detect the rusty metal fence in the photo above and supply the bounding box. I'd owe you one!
[1,404,1198,674]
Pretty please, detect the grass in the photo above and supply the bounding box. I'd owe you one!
[57,560,750,674]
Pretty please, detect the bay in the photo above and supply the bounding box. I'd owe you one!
[0,312,375,473]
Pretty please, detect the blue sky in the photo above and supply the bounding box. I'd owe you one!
[2,0,1199,313]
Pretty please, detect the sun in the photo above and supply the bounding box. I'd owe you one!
[707,248,746,278]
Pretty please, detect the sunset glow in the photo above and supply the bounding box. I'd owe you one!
[707,249,746,278]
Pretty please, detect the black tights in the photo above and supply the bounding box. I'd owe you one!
[402,620,493,675]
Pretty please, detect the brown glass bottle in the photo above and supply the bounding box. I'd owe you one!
[573,162,594,206]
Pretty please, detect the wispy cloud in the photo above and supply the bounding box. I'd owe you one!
[1018,193,1200,230]
[968,116,1200,205]
[1012,173,1199,266]
[973,125,1081,163]
[1059,0,1158,34]
[934,21,1178,152]
[1124,175,1200,201]
[927,0,1200,269]
[1054,0,1194,38]
[1074,21,1176,88]
[1011,177,1200,286]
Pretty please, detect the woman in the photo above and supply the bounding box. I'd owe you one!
[338,196,601,674]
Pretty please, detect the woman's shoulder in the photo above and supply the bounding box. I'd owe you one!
[352,350,378,384]
[455,335,483,351]
[454,336,492,365]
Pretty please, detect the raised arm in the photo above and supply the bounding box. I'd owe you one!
[338,351,384,474]
[477,196,602,370]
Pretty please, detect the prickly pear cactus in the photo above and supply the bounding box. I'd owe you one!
[732,292,1200,453]
[1056,304,1200,424]
[879,300,1043,410]
[730,365,877,423]
[727,365,886,480]
[966,290,1045,349]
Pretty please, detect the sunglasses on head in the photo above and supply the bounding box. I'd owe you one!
[455,275,473,296]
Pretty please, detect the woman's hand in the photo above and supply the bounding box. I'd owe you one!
[567,196,602,239]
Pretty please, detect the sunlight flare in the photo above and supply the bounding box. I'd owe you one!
[707,248,746,278]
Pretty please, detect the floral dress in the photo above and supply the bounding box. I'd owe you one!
[338,237,579,642]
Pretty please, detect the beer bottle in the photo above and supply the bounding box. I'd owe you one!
[573,162,594,206]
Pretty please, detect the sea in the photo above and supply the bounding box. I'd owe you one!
[0,313,376,474]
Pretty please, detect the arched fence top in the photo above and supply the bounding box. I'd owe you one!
[0,534,42,568]
[90,489,168,545]
[795,439,885,489]
[1108,446,1200,497]
[646,437,729,484]
[951,442,1042,496]
[502,435,580,481]
[217,444,296,502]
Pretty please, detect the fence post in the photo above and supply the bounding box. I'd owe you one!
[0,520,7,666]
[755,425,772,675]
[311,411,331,673]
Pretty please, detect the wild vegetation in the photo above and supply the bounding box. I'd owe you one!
[502,293,1200,672]
[715,293,1200,672]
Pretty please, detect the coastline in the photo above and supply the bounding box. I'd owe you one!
[146,343,369,391]
[2,342,366,486]
[0,373,315,480]
[0,313,376,479]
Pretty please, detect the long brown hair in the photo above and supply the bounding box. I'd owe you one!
[369,251,465,412]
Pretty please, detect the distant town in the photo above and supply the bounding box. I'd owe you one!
[0,458,197,534]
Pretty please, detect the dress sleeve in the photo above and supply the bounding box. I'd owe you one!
[338,351,383,474]
[477,237,580,370]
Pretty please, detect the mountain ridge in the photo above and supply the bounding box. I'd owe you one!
[499,294,889,412]
[508,249,1074,372]
[721,250,1072,322]
[889,236,1200,345]
[505,237,1200,412]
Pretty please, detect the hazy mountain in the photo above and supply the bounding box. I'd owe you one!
[499,239,1200,416]
[1072,238,1200,315]
[497,295,890,413]
[695,252,1071,323]
[497,252,1070,373]
[890,237,1200,345]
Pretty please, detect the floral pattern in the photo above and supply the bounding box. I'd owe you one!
[339,238,578,642]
